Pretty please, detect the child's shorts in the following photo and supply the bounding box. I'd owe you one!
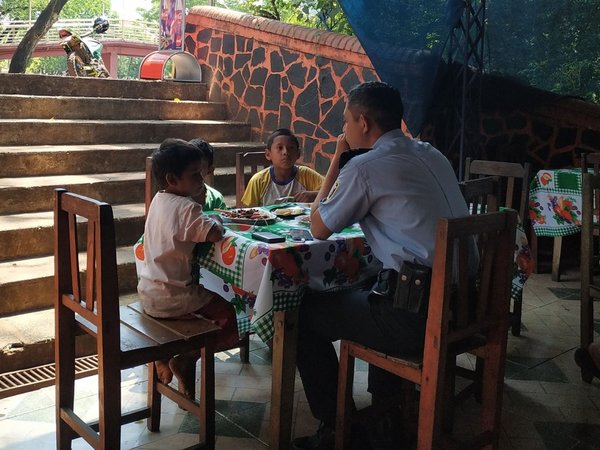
[193,293,241,353]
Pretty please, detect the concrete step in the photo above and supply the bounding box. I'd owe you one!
[0,246,137,316]
[0,119,251,145]
[0,73,207,100]
[0,94,228,120]
[0,193,236,262]
[0,172,145,214]
[0,168,238,215]
[0,203,145,262]
[0,142,263,177]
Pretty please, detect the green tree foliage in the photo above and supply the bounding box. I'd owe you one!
[0,0,109,21]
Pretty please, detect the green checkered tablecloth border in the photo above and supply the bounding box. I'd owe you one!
[250,289,306,342]
[531,224,580,237]
[511,282,523,303]
[199,236,252,287]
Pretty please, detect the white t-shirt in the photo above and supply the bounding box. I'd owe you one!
[138,192,222,318]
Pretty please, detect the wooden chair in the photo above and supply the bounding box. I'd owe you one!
[54,188,218,449]
[335,210,518,450]
[579,173,600,383]
[235,151,269,207]
[464,158,530,336]
[145,156,251,363]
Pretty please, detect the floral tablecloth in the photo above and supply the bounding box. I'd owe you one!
[529,168,582,237]
[134,215,382,343]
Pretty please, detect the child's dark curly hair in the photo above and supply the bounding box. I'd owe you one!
[265,128,300,150]
[189,137,216,166]
[151,138,205,189]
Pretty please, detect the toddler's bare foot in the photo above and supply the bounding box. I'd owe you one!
[154,359,173,385]
[169,354,197,400]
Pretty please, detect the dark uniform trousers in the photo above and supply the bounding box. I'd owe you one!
[296,277,426,427]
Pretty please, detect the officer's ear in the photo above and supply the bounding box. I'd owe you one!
[359,113,371,135]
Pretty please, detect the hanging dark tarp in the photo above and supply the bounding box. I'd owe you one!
[338,0,464,136]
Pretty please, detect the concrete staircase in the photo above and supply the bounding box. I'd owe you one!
[0,73,262,376]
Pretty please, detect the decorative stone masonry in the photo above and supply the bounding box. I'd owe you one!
[185,6,377,173]
[186,6,600,173]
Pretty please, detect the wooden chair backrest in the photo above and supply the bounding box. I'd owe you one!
[464,158,530,224]
[235,151,269,207]
[459,176,500,215]
[54,188,120,344]
[580,173,600,349]
[425,211,517,354]
[145,156,158,216]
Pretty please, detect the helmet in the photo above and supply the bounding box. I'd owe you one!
[93,17,109,34]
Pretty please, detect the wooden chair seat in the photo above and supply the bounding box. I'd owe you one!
[55,189,218,450]
[336,211,518,450]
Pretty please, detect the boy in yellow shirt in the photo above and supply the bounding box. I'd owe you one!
[241,128,324,206]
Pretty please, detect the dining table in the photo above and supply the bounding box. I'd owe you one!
[133,203,532,448]
[133,204,383,449]
[528,168,582,280]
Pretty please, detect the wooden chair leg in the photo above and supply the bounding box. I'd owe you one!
[199,340,215,449]
[99,365,122,449]
[335,341,355,450]
[239,333,251,363]
[56,314,77,450]
[552,236,563,282]
[480,339,505,449]
[511,292,523,337]
[147,362,162,432]
[417,354,446,450]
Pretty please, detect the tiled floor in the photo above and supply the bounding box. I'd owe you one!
[1,272,599,449]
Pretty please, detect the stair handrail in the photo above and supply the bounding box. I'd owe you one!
[0,19,159,46]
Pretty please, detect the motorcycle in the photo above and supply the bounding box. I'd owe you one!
[59,17,110,78]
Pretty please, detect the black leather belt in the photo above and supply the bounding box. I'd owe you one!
[371,269,398,297]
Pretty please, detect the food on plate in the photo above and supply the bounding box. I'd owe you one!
[272,207,304,217]
[296,214,311,224]
[217,208,276,222]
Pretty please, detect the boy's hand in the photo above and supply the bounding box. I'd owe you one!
[294,191,318,203]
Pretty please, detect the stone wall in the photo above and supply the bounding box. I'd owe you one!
[185,6,600,174]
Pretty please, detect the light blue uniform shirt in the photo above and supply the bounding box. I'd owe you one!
[319,129,468,270]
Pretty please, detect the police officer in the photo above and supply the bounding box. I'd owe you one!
[292,81,469,450]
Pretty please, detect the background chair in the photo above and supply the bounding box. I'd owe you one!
[579,172,600,383]
[54,188,218,449]
[235,151,269,207]
[464,158,530,336]
[335,210,518,450]
[144,156,251,362]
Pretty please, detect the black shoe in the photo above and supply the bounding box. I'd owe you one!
[356,406,412,450]
[291,422,335,450]
[575,347,600,383]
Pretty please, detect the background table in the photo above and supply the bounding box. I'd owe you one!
[529,168,582,280]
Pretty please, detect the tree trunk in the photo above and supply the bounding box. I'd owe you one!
[9,0,70,73]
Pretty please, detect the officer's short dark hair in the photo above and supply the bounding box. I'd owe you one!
[347,81,404,133]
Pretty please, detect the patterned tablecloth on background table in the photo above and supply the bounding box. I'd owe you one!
[529,168,582,237]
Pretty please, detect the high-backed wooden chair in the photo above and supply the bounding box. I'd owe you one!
[235,151,269,207]
[579,173,600,383]
[144,156,251,362]
[335,211,518,450]
[54,188,218,449]
[464,158,530,336]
